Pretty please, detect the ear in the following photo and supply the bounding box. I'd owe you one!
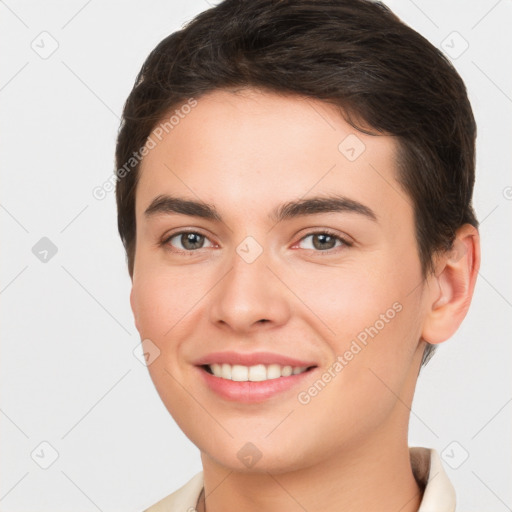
[421,224,480,344]
[130,286,140,333]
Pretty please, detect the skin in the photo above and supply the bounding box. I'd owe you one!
[130,88,480,512]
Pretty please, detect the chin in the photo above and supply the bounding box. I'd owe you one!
[194,433,322,475]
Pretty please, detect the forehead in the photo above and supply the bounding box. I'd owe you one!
[136,88,408,225]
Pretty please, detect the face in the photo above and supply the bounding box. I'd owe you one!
[130,88,430,473]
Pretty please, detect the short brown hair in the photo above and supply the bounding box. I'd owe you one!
[115,0,478,365]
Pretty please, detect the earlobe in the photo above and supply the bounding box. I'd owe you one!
[421,224,480,344]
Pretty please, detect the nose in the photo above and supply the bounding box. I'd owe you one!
[208,244,291,334]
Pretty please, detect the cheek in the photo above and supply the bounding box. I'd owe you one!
[288,258,412,344]
[131,262,209,339]
[290,256,424,392]
[289,302,423,458]
[130,269,201,421]
[130,263,217,398]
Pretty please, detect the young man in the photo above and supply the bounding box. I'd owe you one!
[115,1,480,510]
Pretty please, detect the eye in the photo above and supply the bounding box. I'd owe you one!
[296,230,350,252]
[163,231,215,252]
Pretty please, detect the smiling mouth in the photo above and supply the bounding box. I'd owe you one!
[201,363,317,382]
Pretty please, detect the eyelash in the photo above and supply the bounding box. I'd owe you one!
[295,229,353,252]
[160,229,352,255]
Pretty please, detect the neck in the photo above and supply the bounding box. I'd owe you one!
[199,429,423,512]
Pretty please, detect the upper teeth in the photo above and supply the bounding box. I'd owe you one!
[208,363,308,382]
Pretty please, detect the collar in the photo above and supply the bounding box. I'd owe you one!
[411,447,456,511]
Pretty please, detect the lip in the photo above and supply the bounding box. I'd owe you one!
[194,351,318,403]
[194,351,317,367]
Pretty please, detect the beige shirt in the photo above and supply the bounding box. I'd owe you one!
[144,447,456,512]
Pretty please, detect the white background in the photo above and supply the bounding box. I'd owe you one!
[1,0,511,511]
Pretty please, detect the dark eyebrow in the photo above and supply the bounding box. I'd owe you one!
[270,194,377,223]
[144,193,377,223]
[144,194,222,221]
